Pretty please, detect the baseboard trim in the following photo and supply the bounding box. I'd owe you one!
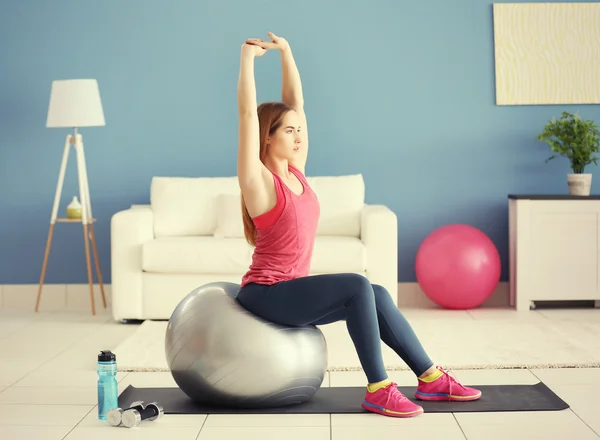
[0,283,112,311]
[0,281,509,311]
[397,281,510,308]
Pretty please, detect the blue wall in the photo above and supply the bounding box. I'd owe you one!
[1,0,598,284]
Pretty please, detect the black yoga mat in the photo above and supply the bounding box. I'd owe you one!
[119,382,569,414]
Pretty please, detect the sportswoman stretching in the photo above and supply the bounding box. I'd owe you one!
[235,32,482,418]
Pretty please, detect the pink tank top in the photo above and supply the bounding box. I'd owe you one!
[241,165,320,287]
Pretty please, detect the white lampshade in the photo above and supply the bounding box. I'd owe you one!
[46,79,106,128]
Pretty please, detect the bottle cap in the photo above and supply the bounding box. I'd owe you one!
[98,350,116,362]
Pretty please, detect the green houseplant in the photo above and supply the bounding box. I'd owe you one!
[537,111,600,196]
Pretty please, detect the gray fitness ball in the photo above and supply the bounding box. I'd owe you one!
[164,281,328,408]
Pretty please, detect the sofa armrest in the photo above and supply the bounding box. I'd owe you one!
[110,206,154,321]
[361,204,398,306]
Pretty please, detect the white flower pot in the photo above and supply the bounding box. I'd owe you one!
[567,173,592,196]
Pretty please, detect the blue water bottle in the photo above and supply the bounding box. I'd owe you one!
[97,350,118,420]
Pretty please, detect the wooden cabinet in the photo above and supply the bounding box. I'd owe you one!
[509,195,600,311]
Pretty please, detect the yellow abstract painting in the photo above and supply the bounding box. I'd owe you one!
[493,2,600,105]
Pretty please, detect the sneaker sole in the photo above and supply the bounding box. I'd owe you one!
[361,401,424,417]
[414,391,482,401]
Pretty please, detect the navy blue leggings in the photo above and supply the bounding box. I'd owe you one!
[236,273,434,383]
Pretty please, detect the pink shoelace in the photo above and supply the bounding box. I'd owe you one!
[382,382,410,406]
[436,366,469,400]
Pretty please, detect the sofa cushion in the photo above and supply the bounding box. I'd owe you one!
[214,194,245,239]
[310,236,366,273]
[307,174,364,237]
[142,237,254,274]
[150,176,240,238]
[142,236,366,275]
[151,173,365,239]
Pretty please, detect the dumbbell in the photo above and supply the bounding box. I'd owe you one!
[122,401,164,428]
[106,400,145,427]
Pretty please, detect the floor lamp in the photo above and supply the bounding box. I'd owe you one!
[35,79,107,315]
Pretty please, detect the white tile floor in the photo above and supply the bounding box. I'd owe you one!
[0,307,599,439]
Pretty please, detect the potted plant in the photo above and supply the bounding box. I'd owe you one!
[538,111,600,196]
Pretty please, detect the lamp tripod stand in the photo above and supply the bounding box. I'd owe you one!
[35,129,106,315]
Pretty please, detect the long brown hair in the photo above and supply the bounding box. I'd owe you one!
[241,101,293,246]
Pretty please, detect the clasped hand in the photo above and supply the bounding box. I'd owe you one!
[242,32,289,57]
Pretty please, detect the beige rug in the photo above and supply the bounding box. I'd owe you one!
[113,309,600,372]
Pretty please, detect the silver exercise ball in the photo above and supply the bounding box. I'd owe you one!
[164,281,328,408]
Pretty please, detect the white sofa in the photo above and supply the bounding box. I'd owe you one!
[110,173,398,322]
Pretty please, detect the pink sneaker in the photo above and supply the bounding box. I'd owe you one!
[415,367,482,401]
[362,382,424,417]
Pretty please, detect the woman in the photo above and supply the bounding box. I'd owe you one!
[235,32,481,418]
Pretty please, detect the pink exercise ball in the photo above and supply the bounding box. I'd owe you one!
[415,224,501,310]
